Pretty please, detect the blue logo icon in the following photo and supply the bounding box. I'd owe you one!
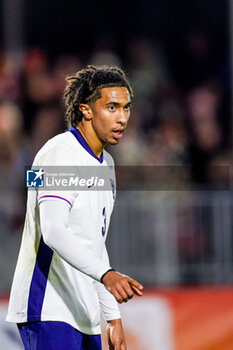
[26,169,44,188]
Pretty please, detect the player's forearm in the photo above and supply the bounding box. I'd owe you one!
[39,200,111,281]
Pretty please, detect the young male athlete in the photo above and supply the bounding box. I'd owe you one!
[6,65,143,350]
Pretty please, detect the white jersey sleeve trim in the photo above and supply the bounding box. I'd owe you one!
[38,195,72,207]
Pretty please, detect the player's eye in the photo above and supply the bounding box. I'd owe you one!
[124,105,131,111]
[108,105,116,111]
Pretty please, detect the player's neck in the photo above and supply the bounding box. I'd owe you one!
[77,122,106,158]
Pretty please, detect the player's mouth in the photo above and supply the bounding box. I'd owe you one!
[112,129,125,139]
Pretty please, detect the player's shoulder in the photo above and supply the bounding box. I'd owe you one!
[36,131,75,155]
[33,131,77,165]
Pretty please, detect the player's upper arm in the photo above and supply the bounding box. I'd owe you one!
[34,141,79,207]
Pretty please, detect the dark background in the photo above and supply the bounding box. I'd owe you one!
[22,0,228,56]
[22,0,232,141]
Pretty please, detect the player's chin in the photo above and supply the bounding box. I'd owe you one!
[108,137,120,145]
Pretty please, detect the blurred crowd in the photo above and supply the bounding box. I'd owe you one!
[0,34,232,288]
[0,36,231,165]
[0,34,232,207]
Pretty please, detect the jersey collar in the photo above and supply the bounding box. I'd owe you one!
[69,126,104,163]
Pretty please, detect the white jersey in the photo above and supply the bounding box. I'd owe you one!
[6,127,120,334]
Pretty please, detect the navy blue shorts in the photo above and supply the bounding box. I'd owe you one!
[17,321,102,350]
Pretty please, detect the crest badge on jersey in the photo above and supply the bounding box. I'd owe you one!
[26,169,45,188]
[110,179,116,200]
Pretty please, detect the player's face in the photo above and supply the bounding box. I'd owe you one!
[90,87,132,145]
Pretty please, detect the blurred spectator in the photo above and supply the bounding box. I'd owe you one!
[0,102,26,291]
[143,120,189,166]
[126,37,169,101]
[0,53,21,102]
[52,55,82,99]
[31,105,64,154]
[90,37,122,67]
[186,83,224,183]
[90,49,122,67]
[0,101,24,167]
[172,31,216,91]
[21,48,50,133]
[0,42,229,185]
[22,48,48,77]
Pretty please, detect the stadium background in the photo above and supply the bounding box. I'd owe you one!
[0,0,232,349]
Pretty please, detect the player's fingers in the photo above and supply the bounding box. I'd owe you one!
[131,278,143,290]
[120,278,143,298]
[107,339,114,350]
[120,340,127,350]
[115,341,126,350]
[111,288,125,303]
[110,337,121,350]
[120,282,134,301]
[107,283,129,302]
[129,278,143,293]
[108,343,114,350]
[131,285,143,296]
[128,278,143,296]
[106,327,114,350]
[116,284,130,302]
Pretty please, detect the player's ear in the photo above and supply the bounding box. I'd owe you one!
[79,104,92,120]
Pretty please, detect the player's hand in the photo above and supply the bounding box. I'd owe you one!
[102,270,143,303]
[107,318,127,350]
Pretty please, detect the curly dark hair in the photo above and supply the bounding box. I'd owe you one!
[64,65,133,127]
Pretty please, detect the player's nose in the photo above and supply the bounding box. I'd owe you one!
[117,109,129,125]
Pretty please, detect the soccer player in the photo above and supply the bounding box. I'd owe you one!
[6,65,143,350]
